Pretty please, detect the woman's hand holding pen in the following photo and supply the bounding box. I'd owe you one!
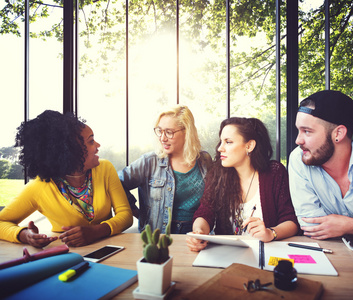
[186,229,209,252]
[242,217,274,242]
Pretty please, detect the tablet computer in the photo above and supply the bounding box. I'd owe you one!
[187,233,252,248]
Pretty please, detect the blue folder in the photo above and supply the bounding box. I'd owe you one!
[0,252,137,300]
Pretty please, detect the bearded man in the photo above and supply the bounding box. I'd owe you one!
[289,90,353,239]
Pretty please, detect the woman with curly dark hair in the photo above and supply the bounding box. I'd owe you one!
[187,117,299,252]
[0,110,132,248]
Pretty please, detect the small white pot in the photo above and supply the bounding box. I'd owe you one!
[136,256,173,295]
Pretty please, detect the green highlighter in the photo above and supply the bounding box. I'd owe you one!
[58,261,90,282]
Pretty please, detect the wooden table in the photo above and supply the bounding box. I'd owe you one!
[1,234,353,299]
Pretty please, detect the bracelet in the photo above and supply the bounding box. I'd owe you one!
[269,227,278,241]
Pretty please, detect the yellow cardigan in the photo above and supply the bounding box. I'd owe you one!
[0,159,133,243]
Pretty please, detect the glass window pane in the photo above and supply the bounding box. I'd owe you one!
[0,34,23,149]
[0,34,24,182]
[179,2,225,158]
[299,0,325,97]
[29,2,63,118]
[128,1,177,163]
[77,1,127,171]
[228,2,280,160]
[299,0,353,96]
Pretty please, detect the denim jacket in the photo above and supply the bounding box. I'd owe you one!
[118,151,212,233]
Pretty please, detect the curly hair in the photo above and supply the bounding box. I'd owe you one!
[154,105,201,166]
[203,117,273,225]
[15,110,86,181]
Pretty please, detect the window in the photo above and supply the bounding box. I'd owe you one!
[1,0,352,174]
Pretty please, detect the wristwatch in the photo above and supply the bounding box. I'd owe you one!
[269,227,278,241]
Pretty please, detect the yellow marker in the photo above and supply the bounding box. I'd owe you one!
[58,261,89,282]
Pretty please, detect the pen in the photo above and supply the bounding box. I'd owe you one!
[259,241,265,270]
[288,243,333,254]
[58,261,90,282]
[242,204,256,233]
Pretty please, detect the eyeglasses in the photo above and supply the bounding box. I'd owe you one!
[154,127,185,139]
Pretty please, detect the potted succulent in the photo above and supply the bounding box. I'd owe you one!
[136,207,174,296]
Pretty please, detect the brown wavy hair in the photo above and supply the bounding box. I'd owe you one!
[203,117,273,225]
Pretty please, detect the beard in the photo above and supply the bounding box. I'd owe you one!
[301,134,335,166]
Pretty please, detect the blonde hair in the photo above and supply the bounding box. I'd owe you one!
[155,105,201,166]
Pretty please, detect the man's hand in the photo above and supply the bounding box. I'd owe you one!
[59,223,111,247]
[19,221,58,248]
[301,214,353,239]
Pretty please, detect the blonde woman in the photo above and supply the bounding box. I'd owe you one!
[118,105,212,234]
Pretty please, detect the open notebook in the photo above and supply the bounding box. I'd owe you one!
[187,234,338,276]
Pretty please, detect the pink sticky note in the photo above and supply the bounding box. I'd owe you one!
[288,254,316,264]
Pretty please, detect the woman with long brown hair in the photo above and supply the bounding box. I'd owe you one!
[187,117,299,251]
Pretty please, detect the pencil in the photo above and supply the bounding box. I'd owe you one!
[288,243,333,254]
[242,204,256,234]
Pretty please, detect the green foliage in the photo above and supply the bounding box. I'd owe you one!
[2,0,352,99]
[0,159,23,180]
[298,1,353,98]
[0,160,9,179]
[141,207,173,264]
[7,164,23,179]
[0,147,23,179]
[0,147,19,161]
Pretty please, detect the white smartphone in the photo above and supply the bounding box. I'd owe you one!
[83,245,125,263]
